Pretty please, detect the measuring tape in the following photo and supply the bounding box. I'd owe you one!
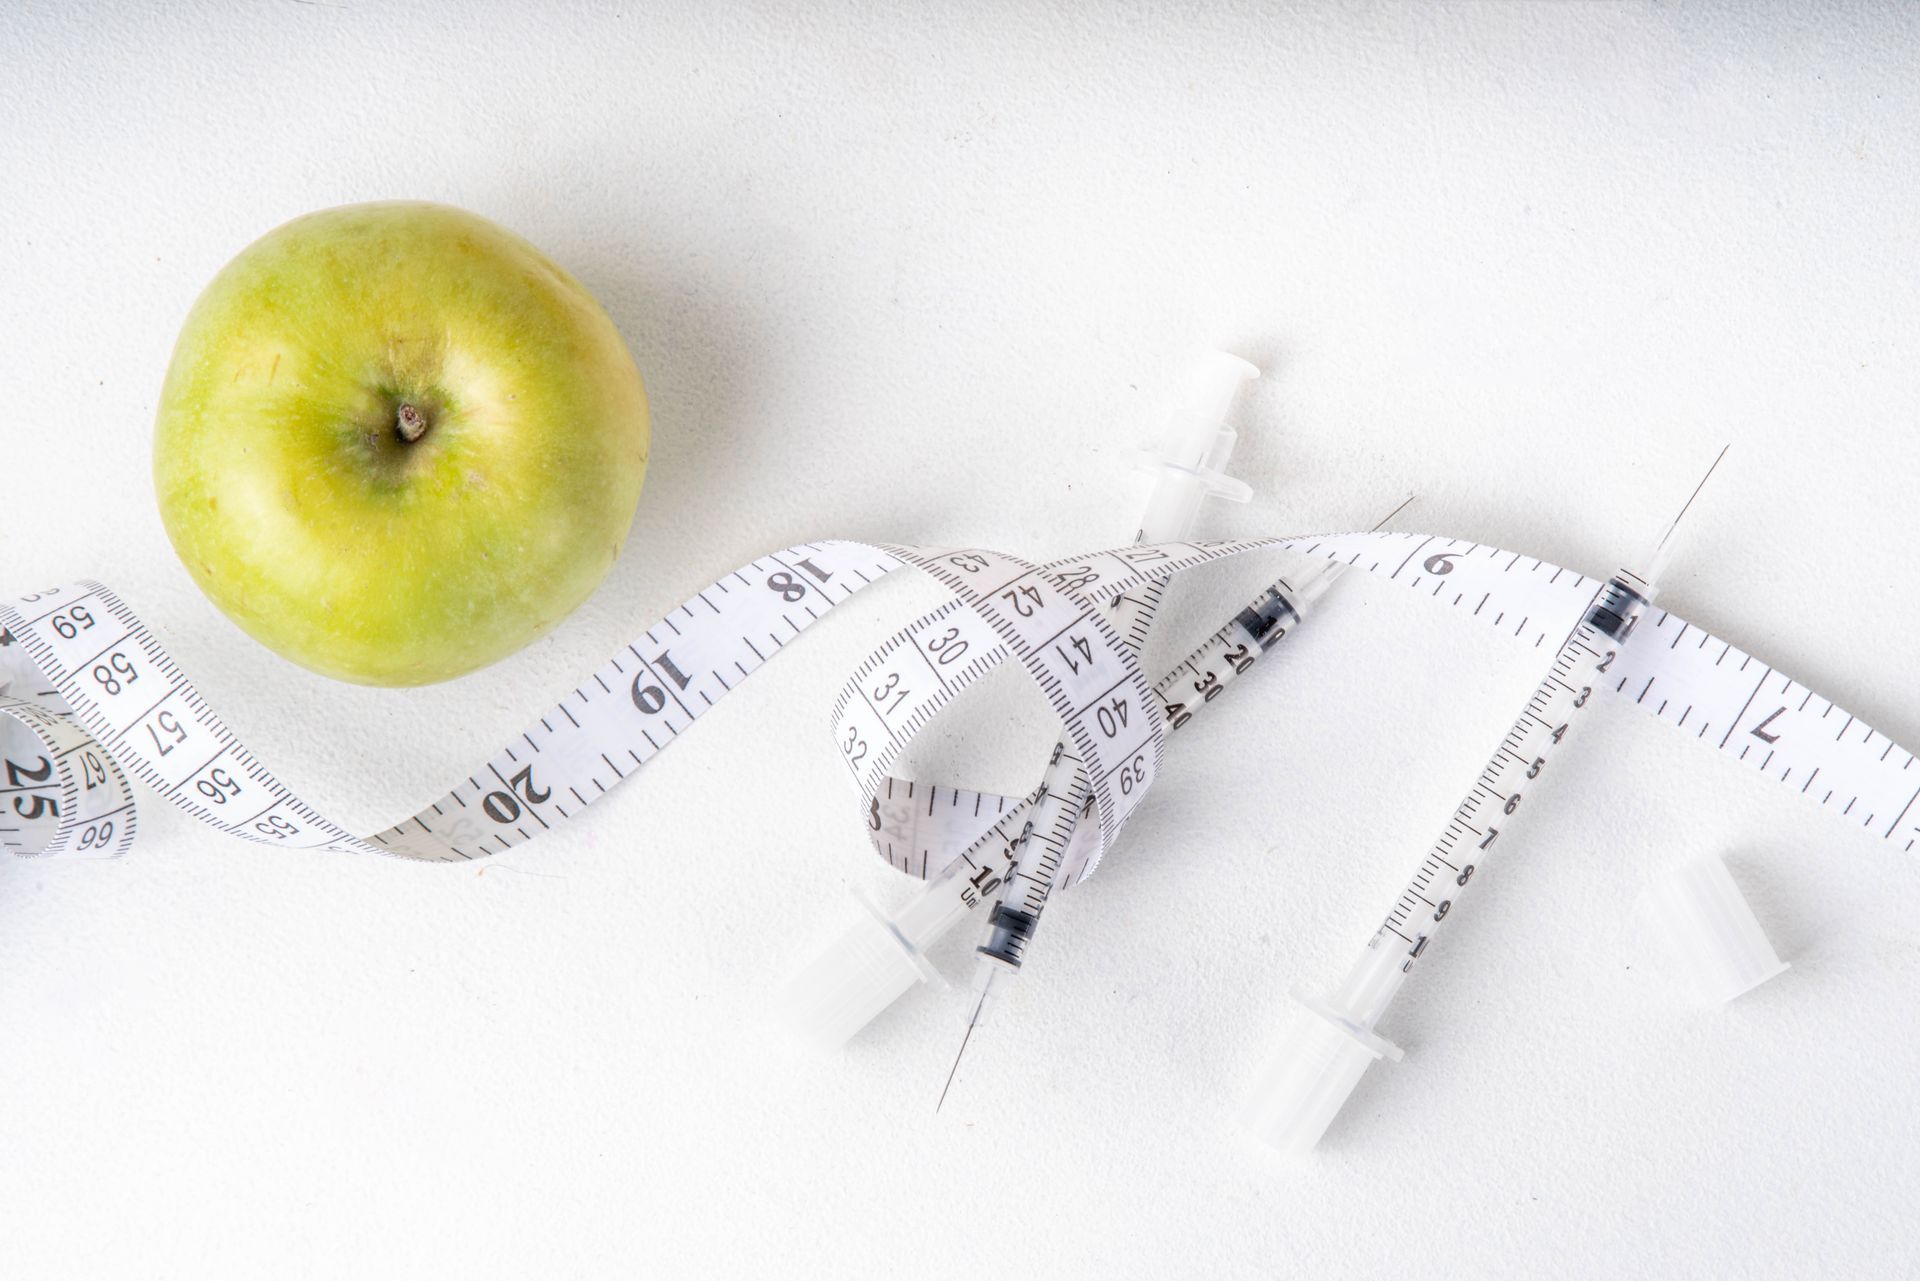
[3,531,1913,918]
[0,536,1275,874]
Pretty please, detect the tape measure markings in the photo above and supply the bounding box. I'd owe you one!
[370,540,909,861]
[862,543,1160,880]
[1609,607,1920,849]
[3,531,1915,886]
[1289,531,1920,855]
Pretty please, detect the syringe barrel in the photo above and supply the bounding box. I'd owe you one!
[1231,562,1343,649]
[1232,587,1301,651]
[1332,937,1412,1028]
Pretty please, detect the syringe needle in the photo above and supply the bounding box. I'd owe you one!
[936,977,991,1112]
[1645,444,1731,586]
[1662,444,1731,546]
[1369,493,1418,532]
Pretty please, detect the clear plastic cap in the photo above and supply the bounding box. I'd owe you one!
[1135,351,1259,542]
[1243,991,1403,1156]
[1175,350,1262,459]
[776,893,944,1049]
[1647,853,1788,1005]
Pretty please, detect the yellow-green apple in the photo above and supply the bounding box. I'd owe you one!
[153,201,649,686]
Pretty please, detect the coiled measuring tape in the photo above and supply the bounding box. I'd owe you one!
[3,531,1914,907]
[0,537,1262,872]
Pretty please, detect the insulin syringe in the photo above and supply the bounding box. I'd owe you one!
[781,350,1264,1046]
[781,555,1347,1050]
[939,559,1346,1102]
[1244,449,1729,1155]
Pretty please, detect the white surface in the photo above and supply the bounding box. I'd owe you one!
[3,3,1918,1277]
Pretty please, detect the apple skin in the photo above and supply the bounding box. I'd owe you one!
[153,202,649,686]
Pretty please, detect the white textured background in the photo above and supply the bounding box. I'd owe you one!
[3,3,1918,1277]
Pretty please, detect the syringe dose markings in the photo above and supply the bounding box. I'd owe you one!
[995,599,1267,916]
[1297,530,1920,858]
[1378,585,1627,964]
[945,602,1296,941]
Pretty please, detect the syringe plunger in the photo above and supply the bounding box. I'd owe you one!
[778,893,944,1049]
[1243,944,1407,1156]
[1135,352,1258,542]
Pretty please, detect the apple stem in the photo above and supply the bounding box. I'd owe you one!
[395,403,428,443]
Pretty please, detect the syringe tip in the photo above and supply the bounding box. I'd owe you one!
[1280,562,1342,618]
[967,955,1012,1017]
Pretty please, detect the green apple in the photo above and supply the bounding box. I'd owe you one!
[153,201,649,686]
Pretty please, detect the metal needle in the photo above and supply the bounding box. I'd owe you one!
[936,975,993,1113]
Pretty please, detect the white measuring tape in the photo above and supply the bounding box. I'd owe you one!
[3,531,1913,914]
[0,536,1269,873]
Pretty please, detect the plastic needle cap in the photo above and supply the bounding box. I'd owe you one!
[1648,853,1789,1005]
[1134,351,1258,542]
